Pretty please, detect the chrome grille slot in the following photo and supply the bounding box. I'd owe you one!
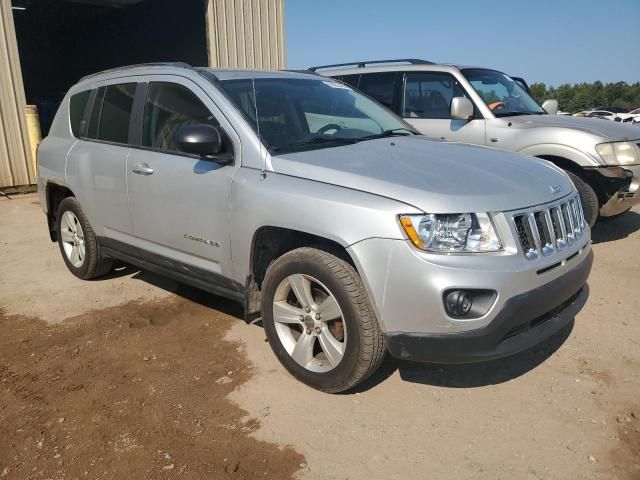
[534,211,554,256]
[561,203,575,245]
[512,194,585,260]
[513,215,537,259]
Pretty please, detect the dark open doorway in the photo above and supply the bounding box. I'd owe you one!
[11,0,209,136]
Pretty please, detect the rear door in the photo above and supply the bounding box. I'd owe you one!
[401,71,485,144]
[66,81,137,244]
[125,76,239,281]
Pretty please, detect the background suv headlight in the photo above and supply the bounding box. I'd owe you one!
[399,213,502,253]
[595,141,639,166]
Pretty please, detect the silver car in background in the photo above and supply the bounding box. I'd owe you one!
[317,59,640,226]
[37,64,592,392]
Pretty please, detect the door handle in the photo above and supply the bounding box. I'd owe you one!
[132,163,154,175]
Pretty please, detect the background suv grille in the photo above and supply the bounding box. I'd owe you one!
[512,194,586,260]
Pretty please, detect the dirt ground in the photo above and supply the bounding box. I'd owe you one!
[0,194,639,480]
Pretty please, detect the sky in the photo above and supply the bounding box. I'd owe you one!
[285,0,640,87]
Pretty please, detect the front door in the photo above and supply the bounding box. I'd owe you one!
[401,72,486,145]
[126,77,238,280]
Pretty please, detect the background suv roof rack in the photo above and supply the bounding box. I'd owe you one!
[308,59,434,72]
[80,62,193,81]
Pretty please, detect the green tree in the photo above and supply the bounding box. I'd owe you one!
[528,81,640,113]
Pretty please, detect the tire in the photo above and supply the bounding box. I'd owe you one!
[565,171,599,228]
[56,197,112,280]
[261,247,386,393]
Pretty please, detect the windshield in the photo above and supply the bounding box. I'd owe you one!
[218,77,417,153]
[462,69,545,117]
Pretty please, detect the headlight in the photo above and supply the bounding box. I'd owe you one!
[399,213,502,253]
[595,141,639,165]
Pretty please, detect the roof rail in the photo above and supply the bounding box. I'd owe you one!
[308,59,434,72]
[283,69,322,76]
[79,62,193,81]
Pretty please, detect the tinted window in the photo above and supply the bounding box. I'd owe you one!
[340,74,360,88]
[87,83,136,143]
[403,72,467,119]
[143,82,223,154]
[86,87,105,139]
[357,73,400,109]
[69,90,90,137]
[219,77,414,153]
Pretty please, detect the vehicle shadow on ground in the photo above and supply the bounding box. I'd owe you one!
[110,261,575,391]
[591,210,640,244]
[122,264,246,320]
[351,321,574,392]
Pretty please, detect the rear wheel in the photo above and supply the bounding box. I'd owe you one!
[56,197,112,279]
[565,171,599,227]
[261,247,385,393]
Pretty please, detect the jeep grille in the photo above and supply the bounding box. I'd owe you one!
[512,194,586,260]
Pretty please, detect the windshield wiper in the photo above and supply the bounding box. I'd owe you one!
[495,112,543,118]
[359,128,416,141]
[271,136,361,152]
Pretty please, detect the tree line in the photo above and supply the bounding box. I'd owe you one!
[529,81,640,113]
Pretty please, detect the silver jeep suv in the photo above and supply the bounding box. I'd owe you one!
[38,63,592,392]
[316,59,640,226]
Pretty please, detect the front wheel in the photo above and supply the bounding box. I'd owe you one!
[261,247,385,393]
[565,171,599,227]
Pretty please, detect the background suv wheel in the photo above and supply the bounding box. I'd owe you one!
[566,171,599,227]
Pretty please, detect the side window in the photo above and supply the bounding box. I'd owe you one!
[142,82,227,154]
[69,90,90,137]
[86,87,105,139]
[357,73,400,110]
[403,72,467,119]
[86,83,136,143]
[340,74,360,89]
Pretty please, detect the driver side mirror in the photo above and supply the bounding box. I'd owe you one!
[450,97,474,121]
[175,124,232,163]
[541,99,558,115]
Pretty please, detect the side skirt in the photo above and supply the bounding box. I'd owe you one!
[98,237,245,304]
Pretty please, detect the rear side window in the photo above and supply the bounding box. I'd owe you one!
[357,72,400,110]
[142,82,224,154]
[86,83,136,144]
[69,90,90,137]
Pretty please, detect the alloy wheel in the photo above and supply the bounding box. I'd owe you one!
[60,211,85,268]
[272,274,347,373]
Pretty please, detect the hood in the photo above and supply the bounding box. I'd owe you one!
[270,136,574,213]
[507,114,640,141]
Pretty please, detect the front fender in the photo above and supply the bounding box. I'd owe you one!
[518,143,601,168]
[229,168,420,283]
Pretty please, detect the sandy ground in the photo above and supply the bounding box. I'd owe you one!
[1,193,639,479]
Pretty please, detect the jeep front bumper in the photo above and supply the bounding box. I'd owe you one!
[347,215,592,363]
[385,250,592,363]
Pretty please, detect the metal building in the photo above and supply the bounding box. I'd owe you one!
[0,0,286,190]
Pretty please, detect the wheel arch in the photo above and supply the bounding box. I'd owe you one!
[45,182,76,242]
[244,226,358,322]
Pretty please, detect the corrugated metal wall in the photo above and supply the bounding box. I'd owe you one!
[0,0,35,189]
[206,0,286,69]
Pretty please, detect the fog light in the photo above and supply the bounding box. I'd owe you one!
[442,289,497,319]
[445,290,473,317]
